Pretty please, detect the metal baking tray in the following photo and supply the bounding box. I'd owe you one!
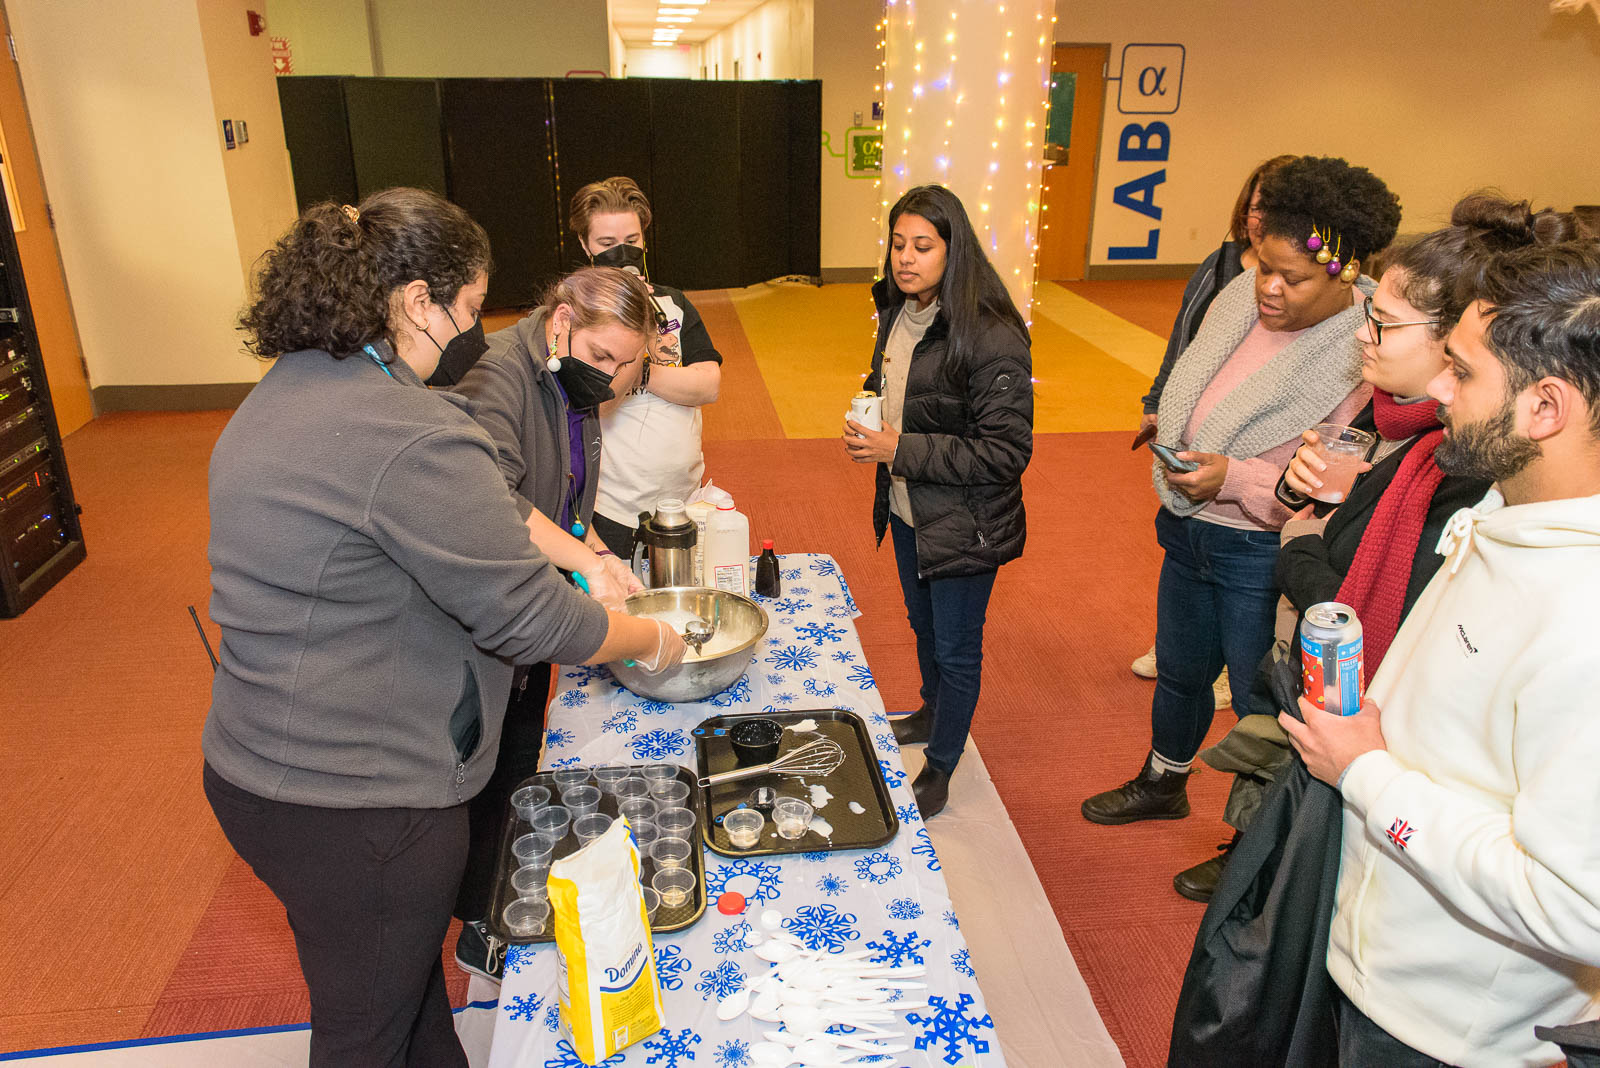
[486,764,707,948]
[693,708,899,858]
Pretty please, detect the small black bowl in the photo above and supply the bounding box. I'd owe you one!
[729,718,783,766]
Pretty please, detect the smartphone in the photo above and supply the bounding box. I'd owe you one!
[1148,441,1200,473]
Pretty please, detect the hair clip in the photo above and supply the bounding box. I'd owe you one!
[341,204,360,224]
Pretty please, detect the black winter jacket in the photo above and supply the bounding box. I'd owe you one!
[864,278,1033,579]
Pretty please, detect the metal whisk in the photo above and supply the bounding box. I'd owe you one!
[699,737,847,788]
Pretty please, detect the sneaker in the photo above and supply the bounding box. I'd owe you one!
[454,920,504,983]
[1213,667,1231,711]
[1131,644,1158,679]
[1081,753,1190,825]
[1173,832,1242,903]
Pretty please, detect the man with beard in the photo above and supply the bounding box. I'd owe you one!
[1279,241,1600,1067]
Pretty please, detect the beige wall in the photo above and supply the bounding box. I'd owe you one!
[1059,0,1600,270]
[696,0,813,80]
[264,0,374,76]
[813,0,881,272]
[9,0,260,388]
[624,44,697,79]
[370,0,609,77]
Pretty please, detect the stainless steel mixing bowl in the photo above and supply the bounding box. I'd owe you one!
[607,587,770,703]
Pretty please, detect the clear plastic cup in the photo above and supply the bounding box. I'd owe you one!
[656,806,696,838]
[612,776,651,802]
[593,766,632,792]
[632,822,660,853]
[512,832,556,868]
[1309,423,1377,504]
[651,836,692,870]
[503,897,550,937]
[618,798,657,826]
[511,865,549,900]
[653,867,696,908]
[553,767,591,790]
[561,785,601,816]
[641,886,662,923]
[510,784,550,823]
[532,806,571,840]
[773,797,815,840]
[650,779,691,807]
[723,808,765,849]
[642,763,679,786]
[574,812,613,843]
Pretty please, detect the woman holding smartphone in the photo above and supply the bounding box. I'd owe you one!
[842,184,1033,819]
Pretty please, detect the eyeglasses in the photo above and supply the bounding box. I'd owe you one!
[1363,296,1439,346]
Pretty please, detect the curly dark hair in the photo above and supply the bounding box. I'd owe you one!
[1385,192,1588,339]
[240,187,492,359]
[1227,154,1297,243]
[1257,156,1402,269]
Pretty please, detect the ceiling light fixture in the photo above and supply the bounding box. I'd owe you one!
[657,15,692,22]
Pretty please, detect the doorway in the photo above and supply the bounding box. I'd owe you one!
[1035,43,1108,284]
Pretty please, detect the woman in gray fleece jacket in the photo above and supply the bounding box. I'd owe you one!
[201,188,683,1068]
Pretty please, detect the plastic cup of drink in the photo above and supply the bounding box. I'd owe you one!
[612,777,651,802]
[532,806,571,840]
[632,822,660,852]
[656,806,696,838]
[503,897,550,937]
[642,886,662,923]
[574,812,613,843]
[653,868,696,908]
[553,767,591,790]
[512,832,556,868]
[618,798,657,826]
[511,865,549,900]
[510,784,550,823]
[562,785,601,816]
[593,766,631,792]
[773,798,814,840]
[723,808,764,849]
[650,779,691,807]
[642,763,679,786]
[1310,423,1376,504]
[651,836,692,870]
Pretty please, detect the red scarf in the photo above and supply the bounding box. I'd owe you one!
[1333,390,1446,676]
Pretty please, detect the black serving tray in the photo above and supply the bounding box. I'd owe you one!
[693,709,899,858]
[485,764,707,948]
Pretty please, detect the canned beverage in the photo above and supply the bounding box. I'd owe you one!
[850,390,883,432]
[1300,602,1364,716]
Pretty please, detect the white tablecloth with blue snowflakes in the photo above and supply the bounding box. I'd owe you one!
[487,554,1005,1068]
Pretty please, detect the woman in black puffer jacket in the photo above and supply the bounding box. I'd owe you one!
[843,185,1033,819]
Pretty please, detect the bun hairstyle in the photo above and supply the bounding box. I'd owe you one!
[1257,156,1402,267]
[568,177,653,240]
[540,266,655,338]
[1227,154,1298,244]
[1386,193,1588,337]
[241,187,491,359]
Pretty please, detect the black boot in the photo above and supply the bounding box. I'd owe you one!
[891,705,933,746]
[1173,831,1241,903]
[1080,753,1191,825]
[912,761,951,819]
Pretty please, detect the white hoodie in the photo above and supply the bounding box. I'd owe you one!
[1328,488,1600,1066]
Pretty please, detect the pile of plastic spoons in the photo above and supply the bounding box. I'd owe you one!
[714,909,924,1067]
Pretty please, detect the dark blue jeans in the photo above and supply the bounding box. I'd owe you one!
[890,515,998,775]
[1151,508,1281,763]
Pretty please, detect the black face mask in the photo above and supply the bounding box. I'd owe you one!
[423,313,488,388]
[591,242,647,277]
[555,353,617,411]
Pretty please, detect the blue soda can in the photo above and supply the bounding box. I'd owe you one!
[1300,602,1364,716]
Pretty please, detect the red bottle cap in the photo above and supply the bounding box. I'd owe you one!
[716,891,747,915]
[761,539,774,550]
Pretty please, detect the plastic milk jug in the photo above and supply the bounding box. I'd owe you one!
[703,501,751,595]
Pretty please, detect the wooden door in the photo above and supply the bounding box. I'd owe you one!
[0,1,92,432]
[1035,43,1108,283]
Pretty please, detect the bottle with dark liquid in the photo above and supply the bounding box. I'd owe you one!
[754,539,781,597]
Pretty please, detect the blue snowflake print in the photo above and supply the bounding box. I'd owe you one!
[781,567,803,581]
[506,990,544,1022]
[952,948,975,977]
[875,732,900,754]
[867,928,932,967]
[655,944,692,990]
[783,903,861,953]
[790,585,812,595]
[801,851,831,862]
[887,897,924,921]
[543,1000,561,1032]
[642,1027,703,1067]
[944,909,960,928]
[907,993,995,1065]
[795,621,847,646]
[695,959,746,1001]
[636,698,674,715]
[817,872,847,897]
[772,692,799,707]
[855,852,902,884]
[831,650,856,663]
[823,591,839,601]
[504,941,539,975]
[879,759,907,789]
[603,708,639,735]
[544,727,574,749]
[847,664,876,690]
[705,858,783,903]
[808,558,839,577]
[545,1038,625,1067]
[869,712,890,726]
[896,803,922,825]
[766,644,819,672]
[912,828,942,871]
[714,1038,753,1068]
[712,921,752,955]
[802,678,837,698]
[709,675,753,707]
[562,664,612,687]
[557,689,589,709]
[551,756,582,768]
[825,605,854,619]
[771,597,813,615]
[765,673,786,686]
[630,728,691,760]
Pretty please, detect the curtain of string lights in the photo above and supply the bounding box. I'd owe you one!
[876,0,1056,323]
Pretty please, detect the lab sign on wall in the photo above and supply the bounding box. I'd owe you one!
[1102,43,1183,262]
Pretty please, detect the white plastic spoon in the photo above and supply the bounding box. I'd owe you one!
[716,987,752,1021]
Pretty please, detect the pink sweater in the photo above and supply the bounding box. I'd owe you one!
[1181,319,1371,531]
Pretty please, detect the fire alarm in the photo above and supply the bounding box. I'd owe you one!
[247,11,266,36]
